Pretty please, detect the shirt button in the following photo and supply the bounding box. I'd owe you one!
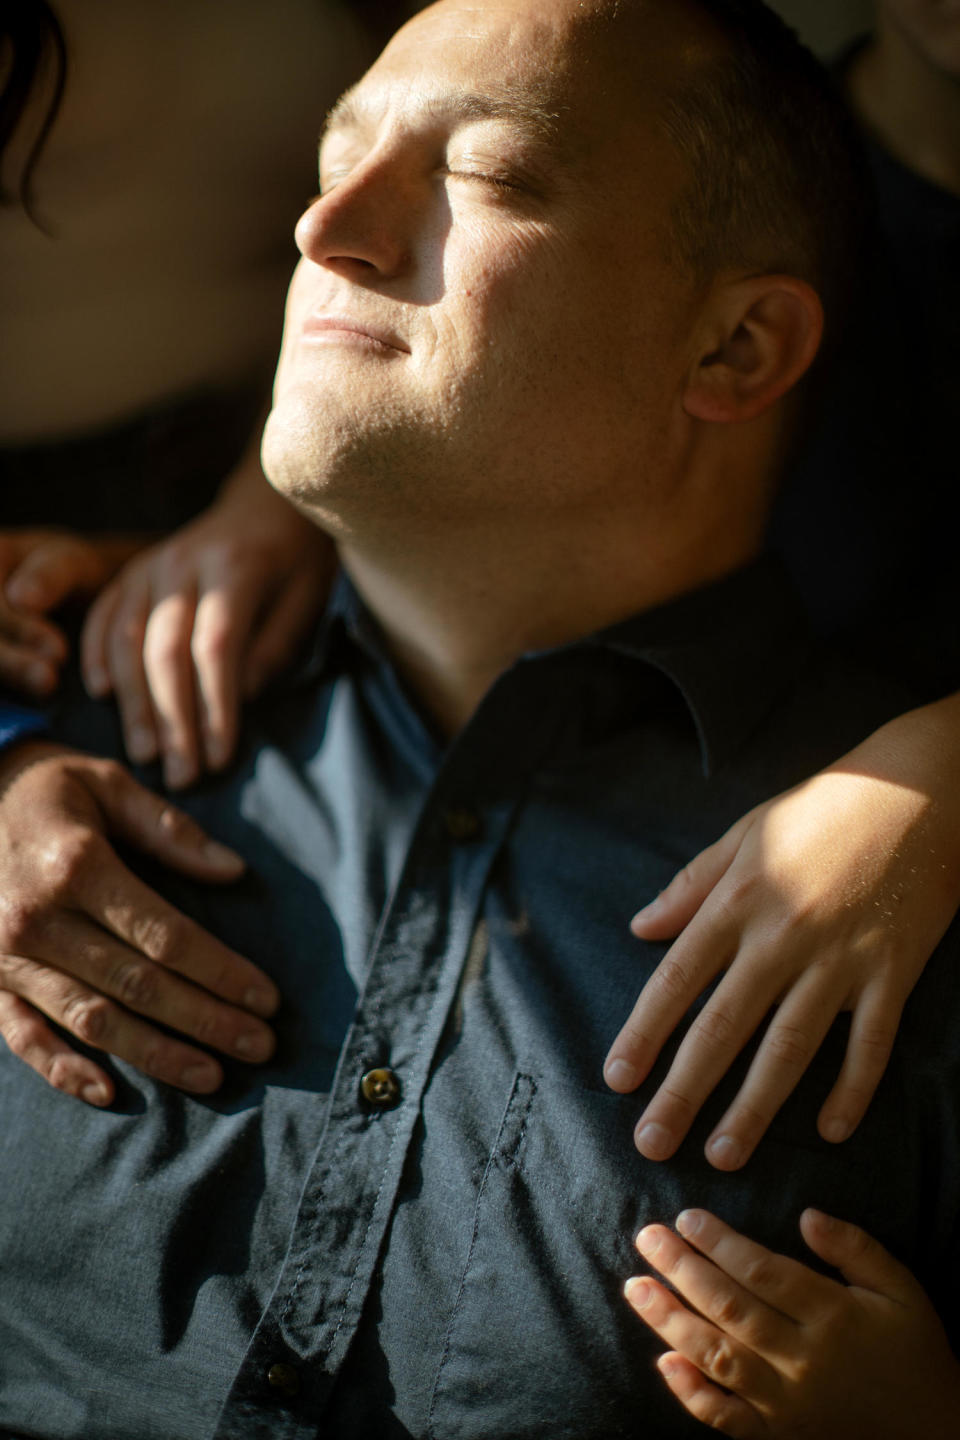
[266,1361,301,1398]
[442,806,483,842]
[360,1067,402,1109]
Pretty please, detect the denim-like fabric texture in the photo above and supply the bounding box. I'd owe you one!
[1,561,957,1440]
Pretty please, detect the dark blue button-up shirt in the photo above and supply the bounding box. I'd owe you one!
[3,561,959,1439]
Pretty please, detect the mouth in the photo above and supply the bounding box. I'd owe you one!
[300,313,410,354]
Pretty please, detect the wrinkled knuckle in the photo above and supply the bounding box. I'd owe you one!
[132,913,180,963]
[46,1054,79,1093]
[741,1255,775,1293]
[658,1084,697,1123]
[854,1024,896,1062]
[110,959,159,1011]
[1,1011,41,1059]
[703,1337,739,1386]
[53,828,104,892]
[63,993,113,1045]
[155,803,195,845]
[652,956,695,1003]
[692,1005,739,1051]
[0,895,44,950]
[766,1022,813,1069]
[712,1290,744,1329]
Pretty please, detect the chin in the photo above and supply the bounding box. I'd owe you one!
[261,385,433,528]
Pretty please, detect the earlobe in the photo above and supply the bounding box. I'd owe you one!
[682,277,824,425]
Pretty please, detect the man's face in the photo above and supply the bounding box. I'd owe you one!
[262,0,702,531]
[882,0,960,77]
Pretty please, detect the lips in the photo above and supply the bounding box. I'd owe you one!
[300,313,410,353]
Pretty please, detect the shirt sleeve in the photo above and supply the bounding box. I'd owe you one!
[0,702,50,753]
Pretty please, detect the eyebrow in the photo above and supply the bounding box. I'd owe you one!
[320,84,565,152]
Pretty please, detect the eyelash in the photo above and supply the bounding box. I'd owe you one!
[440,167,520,193]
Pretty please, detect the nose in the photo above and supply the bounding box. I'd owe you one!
[295,156,412,281]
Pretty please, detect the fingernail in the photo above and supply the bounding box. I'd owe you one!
[181,1062,218,1090]
[234,1029,272,1061]
[630,898,661,932]
[204,735,229,770]
[25,660,55,692]
[625,1278,654,1310]
[707,1134,743,1169]
[676,1209,702,1238]
[636,1228,660,1259]
[821,1116,851,1144]
[85,666,110,697]
[657,1355,680,1378]
[636,1122,674,1160]
[127,726,158,763]
[604,1058,640,1091]
[164,754,195,790]
[244,985,278,1017]
[81,1081,111,1106]
[202,838,244,871]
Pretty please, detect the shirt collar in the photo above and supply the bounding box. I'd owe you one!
[297,557,809,778]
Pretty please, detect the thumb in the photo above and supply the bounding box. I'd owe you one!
[800,1210,918,1302]
[85,759,246,883]
[6,538,108,613]
[631,812,754,940]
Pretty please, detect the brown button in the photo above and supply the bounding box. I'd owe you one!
[266,1361,300,1398]
[360,1067,402,1109]
[443,807,482,842]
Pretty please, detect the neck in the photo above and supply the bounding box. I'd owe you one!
[848,16,960,195]
[338,457,770,737]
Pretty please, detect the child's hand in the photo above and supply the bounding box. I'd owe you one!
[604,695,960,1169]
[625,1208,960,1439]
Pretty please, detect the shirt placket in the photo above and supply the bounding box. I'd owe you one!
[212,761,519,1439]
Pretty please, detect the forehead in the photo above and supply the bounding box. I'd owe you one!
[328,0,652,155]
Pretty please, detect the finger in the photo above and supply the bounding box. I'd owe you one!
[83,755,246,877]
[0,989,114,1106]
[624,1272,777,1406]
[242,566,325,698]
[141,585,201,789]
[655,1353,766,1440]
[5,539,107,612]
[60,790,278,1018]
[799,1210,919,1302]
[672,1209,837,1326]
[605,920,739,1098]
[630,955,776,1161]
[190,578,260,772]
[630,815,753,939]
[635,1222,796,1355]
[104,583,160,764]
[0,633,61,695]
[0,953,224,1092]
[80,580,120,697]
[703,965,842,1170]
[816,979,901,1144]
[2,922,275,1068]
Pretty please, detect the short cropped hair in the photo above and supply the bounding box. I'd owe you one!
[658,0,871,340]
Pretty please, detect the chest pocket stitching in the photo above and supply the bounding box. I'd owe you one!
[426,1072,537,1440]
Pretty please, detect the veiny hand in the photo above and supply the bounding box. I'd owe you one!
[81,476,335,788]
[604,698,960,1169]
[625,1209,960,1439]
[0,529,134,696]
[0,739,280,1106]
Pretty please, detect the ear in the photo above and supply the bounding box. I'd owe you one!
[682,276,824,425]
